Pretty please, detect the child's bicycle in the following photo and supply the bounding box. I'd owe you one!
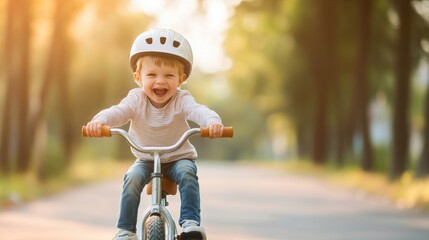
[82,125,233,240]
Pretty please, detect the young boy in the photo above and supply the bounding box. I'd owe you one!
[85,29,224,240]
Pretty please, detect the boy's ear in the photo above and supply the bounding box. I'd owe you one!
[134,72,142,86]
[179,74,187,85]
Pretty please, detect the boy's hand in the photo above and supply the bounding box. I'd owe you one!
[208,122,224,139]
[85,120,105,137]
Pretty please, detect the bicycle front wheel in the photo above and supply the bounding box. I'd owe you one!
[146,215,165,240]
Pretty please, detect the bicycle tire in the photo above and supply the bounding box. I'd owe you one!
[146,215,165,240]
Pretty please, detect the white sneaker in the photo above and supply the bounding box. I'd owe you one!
[181,220,207,240]
[112,229,137,240]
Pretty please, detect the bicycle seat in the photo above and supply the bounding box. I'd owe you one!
[146,177,177,196]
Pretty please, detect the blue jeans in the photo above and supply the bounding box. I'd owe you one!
[117,159,201,232]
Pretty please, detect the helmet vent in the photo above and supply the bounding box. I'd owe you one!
[145,38,153,44]
[173,41,181,48]
[160,37,166,44]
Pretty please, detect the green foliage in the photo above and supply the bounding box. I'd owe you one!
[222,0,429,180]
[372,144,391,173]
[183,72,267,160]
[39,134,66,179]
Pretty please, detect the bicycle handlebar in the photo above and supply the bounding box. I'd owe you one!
[82,126,233,138]
[82,125,233,154]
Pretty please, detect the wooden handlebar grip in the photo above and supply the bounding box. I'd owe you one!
[82,126,88,137]
[200,127,233,138]
[82,125,111,137]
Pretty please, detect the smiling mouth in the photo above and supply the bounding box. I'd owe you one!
[153,88,167,97]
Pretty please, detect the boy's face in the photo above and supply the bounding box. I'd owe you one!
[134,57,186,108]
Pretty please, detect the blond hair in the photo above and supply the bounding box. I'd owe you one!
[135,55,185,77]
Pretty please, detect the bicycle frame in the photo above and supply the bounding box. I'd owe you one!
[138,151,177,240]
[82,126,233,240]
[110,128,202,240]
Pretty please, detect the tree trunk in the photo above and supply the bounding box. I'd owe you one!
[391,0,412,180]
[57,0,84,166]
[0,0,32,174]
[309,0,336,165]
[57,46,74,166]
[0,0,15,174]
[355,0,374,171]
[15,0,32,172]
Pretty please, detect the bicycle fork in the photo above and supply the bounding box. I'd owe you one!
[138,152,178,240]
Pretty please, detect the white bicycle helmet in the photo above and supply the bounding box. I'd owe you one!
[129,29,193,79]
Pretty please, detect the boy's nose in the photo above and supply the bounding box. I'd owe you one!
[155,77,166,84]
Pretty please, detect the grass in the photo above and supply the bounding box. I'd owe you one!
[249,159,429,211]
[0,158,131,210]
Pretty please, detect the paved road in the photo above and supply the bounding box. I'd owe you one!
[0,162,428,240]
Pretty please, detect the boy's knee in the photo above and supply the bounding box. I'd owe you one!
[175,161,198,182]
[124,170,148,190]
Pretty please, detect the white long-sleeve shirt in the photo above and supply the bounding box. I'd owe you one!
[92,88,221,163]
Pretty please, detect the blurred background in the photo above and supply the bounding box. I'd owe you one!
[1,0,429,207]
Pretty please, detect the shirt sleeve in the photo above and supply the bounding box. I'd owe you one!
[179,90,222,127]
[92,88,140,127]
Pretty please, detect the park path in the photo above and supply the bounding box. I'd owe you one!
[0,161,428,240]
